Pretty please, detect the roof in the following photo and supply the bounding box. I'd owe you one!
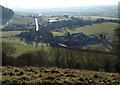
[48,19,59,23]
[71,33,85,36]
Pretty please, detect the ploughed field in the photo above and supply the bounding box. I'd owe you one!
[0,66,120,85]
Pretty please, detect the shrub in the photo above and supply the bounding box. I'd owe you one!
[16,50,49,67]
[16,52,35,66]
[2,42,16,66]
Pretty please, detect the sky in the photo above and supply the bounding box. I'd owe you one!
[0,0,119,10]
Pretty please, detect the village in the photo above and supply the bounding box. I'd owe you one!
[13,16,113,49]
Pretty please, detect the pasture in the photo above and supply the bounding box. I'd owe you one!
[81,16,118,20]
[9,14,35,25]
[66,22,117,40]
[2,31,49,57]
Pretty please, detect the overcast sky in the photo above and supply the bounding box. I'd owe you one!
[0,0,119,10]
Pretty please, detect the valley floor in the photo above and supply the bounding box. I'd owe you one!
[0,66,120,85]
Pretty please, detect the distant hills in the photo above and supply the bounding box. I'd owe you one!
[14,5,118,18]
[0,5,14,25]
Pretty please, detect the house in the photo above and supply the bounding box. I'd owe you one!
[48,19,59,23]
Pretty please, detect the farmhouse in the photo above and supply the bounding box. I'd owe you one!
[48,19,59,23]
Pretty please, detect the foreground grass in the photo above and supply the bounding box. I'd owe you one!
[1,66,120,85]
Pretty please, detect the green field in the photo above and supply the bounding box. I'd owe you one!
[2,31,49,57]
[52,22,118,40]
[67,22,117,40]
[85,16,117,20]
[9,15,35,25]
[1,31,22,38]
[2,38,49,57]
[52,32,64,36]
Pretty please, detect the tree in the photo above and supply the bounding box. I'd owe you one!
[2,42,16,57]
[63,15,68,18]
[16,52,35,66]
[113,27,120,72]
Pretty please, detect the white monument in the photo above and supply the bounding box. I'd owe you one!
[35,18,39,31]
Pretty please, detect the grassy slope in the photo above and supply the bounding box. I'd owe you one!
[1,31,22,38]
[9,14,35,25]
[52,32,64,36]
[89,16,117,20]
[1,31,48,57]
[67,22,117,40]
[1,66,120,84]
[2,38,48,57]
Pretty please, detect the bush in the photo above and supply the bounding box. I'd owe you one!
[2,42,16,66]
[2,42,16,57]
[2,54,15,66]
[34,50,49,67]
[16,52,35,66]
[16,50,49,67]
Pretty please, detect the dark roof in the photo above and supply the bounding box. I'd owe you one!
[71,33,85,36]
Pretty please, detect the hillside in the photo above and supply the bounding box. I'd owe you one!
[1,66,120,85]
[0,5,14,25]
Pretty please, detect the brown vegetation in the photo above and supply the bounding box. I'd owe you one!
[1,66,120,85]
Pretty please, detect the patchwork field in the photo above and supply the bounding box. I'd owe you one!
[1,66,120,85]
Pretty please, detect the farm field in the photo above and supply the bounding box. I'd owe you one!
[67,22,117,40]
[2,38,48,57]
[1,31,49,57]
[52,31,64,36]
[1,66,120,84]
[52,22,117,40]
[1,31,22,38]
[9,14,35,25]
[88,16,117,20]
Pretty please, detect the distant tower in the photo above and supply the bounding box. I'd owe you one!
[35,18,39,31]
